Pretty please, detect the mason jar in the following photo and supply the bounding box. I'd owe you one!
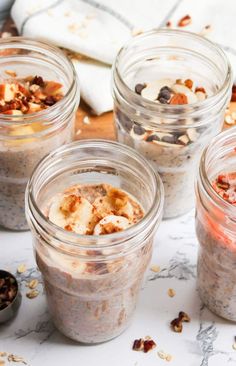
[0,37,79,230]
[25,140,164,343]
[195,127,236,320]
[112,29,232,219]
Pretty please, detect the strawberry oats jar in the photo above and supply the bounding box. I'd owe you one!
[196,127,236,320]
[112,29,232,218]
[26,140,164,343]
[0,38,79,230]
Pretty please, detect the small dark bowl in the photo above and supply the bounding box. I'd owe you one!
[0,270,21,324]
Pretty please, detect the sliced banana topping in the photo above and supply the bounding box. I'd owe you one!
[94,215,131,235]
[48,194,94,235]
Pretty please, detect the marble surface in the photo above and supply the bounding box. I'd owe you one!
[1,210,236,366]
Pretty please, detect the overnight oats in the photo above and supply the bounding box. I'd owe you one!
[0,38,79,230]
[26,140,164,343]
[112,29,232,218]
[195,127,236,320]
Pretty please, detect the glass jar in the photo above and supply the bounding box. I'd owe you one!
[0,37,79,231]
[195,127,236,320]
[112,29,232,219]
[26,140,164,343]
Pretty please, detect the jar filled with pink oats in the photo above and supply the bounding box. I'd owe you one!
[196,127,236,320]
[112,29,232,219]
[0,37,79,230]
[26,140,164,343]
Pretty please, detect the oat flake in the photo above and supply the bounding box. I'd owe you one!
[26,290,39,299]
[27,279,39,289]
[150,265,160,273]
[17,264,26,274]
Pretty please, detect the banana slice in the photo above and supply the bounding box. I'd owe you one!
[48,194,94,234]
[94,215,131,235]
[93,188,133,220]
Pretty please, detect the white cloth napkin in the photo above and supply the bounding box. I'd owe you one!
[11,0,236,114]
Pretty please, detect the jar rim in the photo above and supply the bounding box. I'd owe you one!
[0,37,79,126]
[26,139,164,250]
[113,29,232,126]
[199,127,236,216]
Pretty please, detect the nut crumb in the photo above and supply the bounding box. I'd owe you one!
[17,264,26,274]
[27,279,39,289]
[150,265,160,273]
[76,129,82,136]
[26,289,39,299]
[83,115,90,125]
[168,288,176,298]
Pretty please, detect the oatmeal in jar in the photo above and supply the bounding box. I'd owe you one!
[196,128,236,320]
[0,38,79,230]
[26,140,164,343]
[112,29,232,218]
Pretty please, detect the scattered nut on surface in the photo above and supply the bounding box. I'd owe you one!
[177,15,192,27]
[26,290,39,299]
[27,279,39,289]
[232,343,236,350]
[7,354,27,364]
[168,288,176,298]
[170,311,190,332]
[132,337,156,353]
[17,264,26,274]
[150,265,160,273]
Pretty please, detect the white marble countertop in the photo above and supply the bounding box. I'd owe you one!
[1,210,236,366]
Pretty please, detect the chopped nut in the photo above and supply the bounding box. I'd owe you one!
[150,265,160,273]
[143,340,156,353]
[177,134,189,145]
[168,288,176,297]
[166,21,172,28]
[170,318,183,333]
[133,338,144,351]
[132,338,156,353]
[179,311,190,322]
[26,290,39,299]
[184,79,193,89]
[17,264,26,274]
[4,70,17,77]
[27,279,39,289]
[178,15,192,27]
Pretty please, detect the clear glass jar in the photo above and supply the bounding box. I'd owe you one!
[195,127,236,320]
[0,37,79,230]
[112,29,232,219]
[25,140,164,343]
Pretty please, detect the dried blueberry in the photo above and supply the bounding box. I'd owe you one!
[135,83,146,95]
[158,97,168,104]
[146,134,160,142]
[162,135,175,144]
[133,125,146,135]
